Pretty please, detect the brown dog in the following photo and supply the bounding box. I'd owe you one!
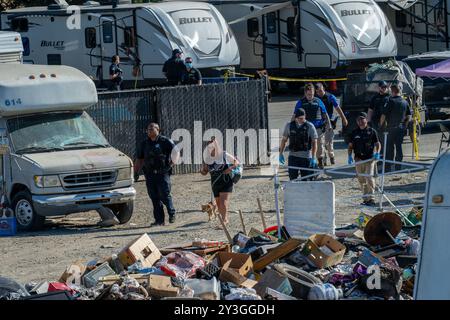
[201,202,217,221]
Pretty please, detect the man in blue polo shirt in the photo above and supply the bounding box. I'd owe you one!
[292,83,332,169]
[315,82,348,166]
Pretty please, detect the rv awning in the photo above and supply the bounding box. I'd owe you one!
[416,59,450,80]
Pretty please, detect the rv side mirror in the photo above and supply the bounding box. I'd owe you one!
[247,18,259,38]
[0,129,9,155]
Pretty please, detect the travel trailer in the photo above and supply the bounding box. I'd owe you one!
[415,148,450,299]
[0,63,135,231]
[376,0,450,58]
[0,31,23,63]
[206,0,397,78]
[0,0,240,87]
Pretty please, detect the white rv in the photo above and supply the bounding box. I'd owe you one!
[375,0,450,58]
[0,63,135,231]
[0,31,23,63]
[0,0,240,87]
[206,0,397,77]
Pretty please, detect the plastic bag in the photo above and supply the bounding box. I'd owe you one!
[0,276,30,300]
[156,251,206,279]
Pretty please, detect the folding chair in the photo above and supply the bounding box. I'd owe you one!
[438,123,450,155]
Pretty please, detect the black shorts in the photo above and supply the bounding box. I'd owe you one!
[211,174,233,198]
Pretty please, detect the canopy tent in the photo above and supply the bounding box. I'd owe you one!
[415,59,450,80]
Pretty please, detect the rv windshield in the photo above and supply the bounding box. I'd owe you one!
[7,112,110,154]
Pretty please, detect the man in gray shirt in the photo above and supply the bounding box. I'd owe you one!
[279,108,318,180]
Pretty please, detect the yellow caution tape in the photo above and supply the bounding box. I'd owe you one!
[232,71,347,82]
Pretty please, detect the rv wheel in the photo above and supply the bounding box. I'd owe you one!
[12,190,45,231]
[105,201,134,224]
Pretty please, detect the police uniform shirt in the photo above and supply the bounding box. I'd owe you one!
[182,67,202,85]
[369,93,389,125]
[381,96,411,129]
[137,135,175,173]
[293,97,328,129]
[162,57,185,82]
[349,126,380,160]
[283,121,318,158]
[319,93,339,119]
[109,63,122,84]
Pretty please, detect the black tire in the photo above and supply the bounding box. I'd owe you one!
[12,190,45,231]
[105,201,134,224]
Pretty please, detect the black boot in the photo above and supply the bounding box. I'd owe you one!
[318,157,324,169]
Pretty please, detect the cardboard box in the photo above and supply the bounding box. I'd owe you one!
[59,262,86,285]
[218,260,257,288]
[147,275,179,298]
[118,234,162,268]
[215,252,253,276]
[253,268,293,297]
[98,274,150,286]
[301,234,346,269]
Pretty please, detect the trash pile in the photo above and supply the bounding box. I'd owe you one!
[0,208,422,300]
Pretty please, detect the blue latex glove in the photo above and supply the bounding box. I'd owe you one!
[279,154,285,165]
[310,157,318,168]
[348,155,354,165]
[373,152,381,160]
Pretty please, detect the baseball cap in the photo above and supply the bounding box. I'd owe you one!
[358,112,368,119]
[295,108,306,117]
[378,80,388,87]
[172,49,182,55]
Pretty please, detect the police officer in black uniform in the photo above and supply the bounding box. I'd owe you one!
[134,123,179,226]
[162,49,185,86]
[109,55,123,91]
[379,82,411,172]
[368,80,390,134]
[348,112,381,206]
[280,108,319,180]
[181,57,202,85]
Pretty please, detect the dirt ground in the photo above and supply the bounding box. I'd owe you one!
[0,94,441,285]
[0,166,430,285]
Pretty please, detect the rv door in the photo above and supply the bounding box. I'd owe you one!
[100,15,117,81]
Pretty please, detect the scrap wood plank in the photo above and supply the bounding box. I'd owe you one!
[238,210,247,235]
[160,244,230,256]
[253,238,304,272]
[257,198,267,230]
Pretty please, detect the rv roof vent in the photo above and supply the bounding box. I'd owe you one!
[84,1,101,6]
[48,4,69,10]
[98,0,132,5]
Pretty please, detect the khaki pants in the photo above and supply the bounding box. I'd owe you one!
[355,160,376,201]
[324,129,335,159]
[316,128,325,159]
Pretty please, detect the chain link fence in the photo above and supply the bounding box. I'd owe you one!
[89,89,157,160]
[90,79,269,174]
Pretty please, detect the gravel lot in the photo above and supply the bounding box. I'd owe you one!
[0,94,441,285]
